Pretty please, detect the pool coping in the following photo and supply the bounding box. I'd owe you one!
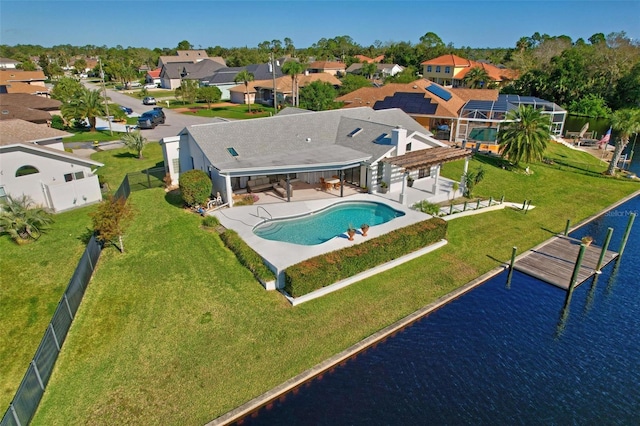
[206,189,640,426]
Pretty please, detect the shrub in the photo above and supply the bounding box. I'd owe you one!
[284,218,447,297]
[220,229,276,283]
[202,215,220,228]
[412,200,441,216]
[179,169,212,206]
[234,194,259,206]
[50,114,66,130]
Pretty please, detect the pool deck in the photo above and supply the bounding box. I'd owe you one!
[212,193,432,281]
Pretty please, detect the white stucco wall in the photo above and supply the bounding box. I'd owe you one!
[0,148,102,211]
[160,136,180,186]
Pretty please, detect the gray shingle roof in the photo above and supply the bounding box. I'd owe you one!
[199,63,284,85]
[186,107,428,173]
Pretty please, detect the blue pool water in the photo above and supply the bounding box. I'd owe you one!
[239,195,640,425]
[253,201,405,245]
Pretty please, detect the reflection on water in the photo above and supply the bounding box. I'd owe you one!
[239,196,640,425]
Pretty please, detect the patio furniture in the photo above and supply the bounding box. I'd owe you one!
[273,180,293,198]
[326,177,340,190]
[247,177,272,192]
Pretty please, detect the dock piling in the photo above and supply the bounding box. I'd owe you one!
[595,227,614,272]
[506,246,517,288]
[617,212,636,260]
[564,219,571,236]
[568,243,588,296]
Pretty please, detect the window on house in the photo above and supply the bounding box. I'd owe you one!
[172,158,180,173]
[0,186,7,204]
[64,173,73,182]
[418,167,431,179]
[74,171,85,180]
[435,66,441,73]
[406,143,412,152]
[15,165,39,177]
[376,161,384,184]
[445,66,451,73]
[426,65,432,73]
[227,147,239,157]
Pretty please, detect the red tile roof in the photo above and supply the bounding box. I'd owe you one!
[421,54,472,67]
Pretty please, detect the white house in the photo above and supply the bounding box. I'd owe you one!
[163,107,470,207]
[0,119,103,212]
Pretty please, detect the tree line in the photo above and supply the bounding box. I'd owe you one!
[2,31,638,114]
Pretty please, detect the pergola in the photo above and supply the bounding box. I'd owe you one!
[381,147,473,205]
[381,147,473,170]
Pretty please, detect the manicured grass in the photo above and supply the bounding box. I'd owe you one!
[0,205,95,410]
[63,129,125,143]
[180,104,275,119]
[30,143,639,424]
[90,142,164,192]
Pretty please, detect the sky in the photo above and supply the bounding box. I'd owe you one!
[1,0,638,50]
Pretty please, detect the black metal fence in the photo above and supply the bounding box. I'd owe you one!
[1,177,130,426]
[126,166,165,192]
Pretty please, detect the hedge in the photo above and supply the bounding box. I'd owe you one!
[220,229,276,284]
[284,217,447,298]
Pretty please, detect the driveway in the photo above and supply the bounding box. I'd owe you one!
[82,81,218,141]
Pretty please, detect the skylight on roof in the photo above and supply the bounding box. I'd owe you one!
[227,147,239,157]
[374,133,388,143]
[348,127,363,137]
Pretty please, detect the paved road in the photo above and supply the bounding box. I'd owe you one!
[83,81,217,141]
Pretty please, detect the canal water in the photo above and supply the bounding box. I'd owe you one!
[238,195,640,425]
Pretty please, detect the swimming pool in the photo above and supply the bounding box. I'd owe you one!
[253,201,405,245]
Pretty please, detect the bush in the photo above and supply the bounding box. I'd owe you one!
[284,218,447,297]
[179,169,212,206]
[202,215,220,228]
[412,200,441,216]
[50,114,66,130]
[233,194,259,206]
[220,229,276,283]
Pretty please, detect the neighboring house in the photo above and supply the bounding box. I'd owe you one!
[346,63,404,79]
[157,50,225,69]
[229,72,341,106]
[163,107,470,207]
[0,58,21,69]
[145,68,162,86]
[421,54,518,88]
[0,93,62,124]
[200,62,285,101]
[159,59,227,89]
[337,79,566,149]
[307,61,346,76]
[0,70,49,95]
[0,119,103,212]
[353,54,385,63]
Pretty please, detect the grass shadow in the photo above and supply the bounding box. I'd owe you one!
[165,189,184,208]
[114,152,138,159]
[78,228,95,245]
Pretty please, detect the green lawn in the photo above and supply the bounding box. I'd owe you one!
[63,129,125,143]
[27,143,638,424]
[91,142,164,192]
[181,104,274,119]
[0,205,95,410]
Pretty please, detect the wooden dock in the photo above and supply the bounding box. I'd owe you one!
[514,235,618,290]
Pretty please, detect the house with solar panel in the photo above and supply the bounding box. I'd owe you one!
[162,107,472,207]
[420,54,518,88]
[337,79,566,154]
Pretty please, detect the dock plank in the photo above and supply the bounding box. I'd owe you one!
[514,236,618,290]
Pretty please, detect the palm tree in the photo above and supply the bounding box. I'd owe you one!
[122,130,148,159]
[234,70,255,112]
[361,62,378,80]
[606,108,640,175]
[498,105,552,166]
[60,88,106,132]
[281,60,305,106]
[463,66,491,89]
[0,195,53,243]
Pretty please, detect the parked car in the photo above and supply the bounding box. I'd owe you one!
[143,83,157,89]
[142,96,157,105]
[137,107,165,129]
[119,105,133,115]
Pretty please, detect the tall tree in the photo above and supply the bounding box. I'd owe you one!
[463,66,490,88]
[234,70,255,112]
[60,88,106,132]
[361,62,377,80]
[175,79,199,104]
[0,195,53,244]
[498,105,552,166]
[51,77,84,103]
[121,130,148,159]
[299,81,338,111]
[606,108,640,175]
[281,60,306,106]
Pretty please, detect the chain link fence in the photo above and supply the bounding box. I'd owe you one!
[126,166,165,192]
[1,177,130,426]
